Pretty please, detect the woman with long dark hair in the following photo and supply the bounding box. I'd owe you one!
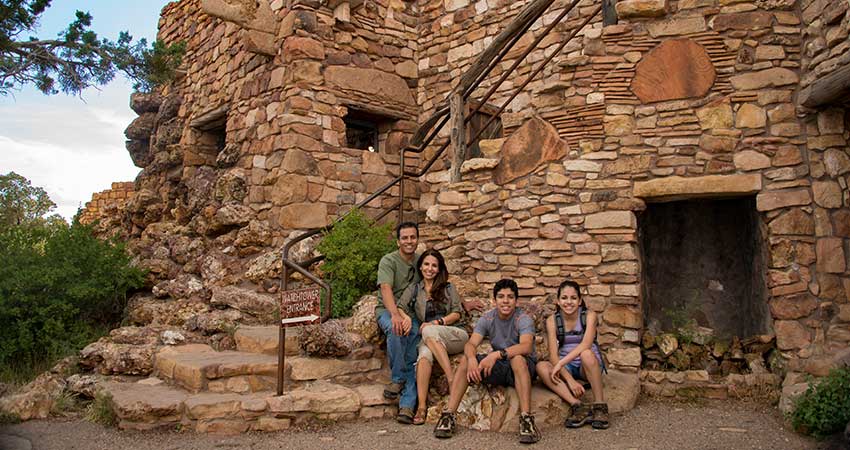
[397,248,468,425]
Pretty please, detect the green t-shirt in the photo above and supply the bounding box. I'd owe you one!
[375,250,420,319]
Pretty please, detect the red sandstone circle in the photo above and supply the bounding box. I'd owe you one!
[631,38,716,104]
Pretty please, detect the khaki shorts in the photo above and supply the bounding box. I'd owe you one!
[417,325,469,364]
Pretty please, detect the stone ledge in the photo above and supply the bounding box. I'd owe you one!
[633,174,762,202]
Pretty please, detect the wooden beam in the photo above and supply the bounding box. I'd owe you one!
[450,93,466,182]
[603,0,618,25]
[799,62,850,109]
[409,0,558,149]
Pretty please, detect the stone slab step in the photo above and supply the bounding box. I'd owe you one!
[101,378,395,433]
[154,344,388,393]
[154,344,278,393]
[235,326,301,356]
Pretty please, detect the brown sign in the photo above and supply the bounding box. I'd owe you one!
[279,287,321,327]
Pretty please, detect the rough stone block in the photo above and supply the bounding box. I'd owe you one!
[817,238,846,273]
[634,174,761,201]
[756,189,812,212]
[585,211,636,229]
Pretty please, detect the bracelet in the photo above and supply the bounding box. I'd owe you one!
[438,318,445,325]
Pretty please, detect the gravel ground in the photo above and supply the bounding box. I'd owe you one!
[1,399,843,450]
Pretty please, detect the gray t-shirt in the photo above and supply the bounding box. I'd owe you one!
[473,308,536,359]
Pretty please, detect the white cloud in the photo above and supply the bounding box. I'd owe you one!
[0,135,139,221]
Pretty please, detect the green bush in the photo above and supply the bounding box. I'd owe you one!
[316,209,395,318]
[0,220,145,381]
[790,368,850,439]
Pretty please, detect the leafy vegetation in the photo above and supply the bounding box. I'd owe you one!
[0,172,145,384]
[316,209,395,318]
[85,391,116,426]
[0,1,185,95]
[790,368,850,439]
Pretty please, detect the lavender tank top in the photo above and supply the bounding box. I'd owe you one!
[557,308,602,368]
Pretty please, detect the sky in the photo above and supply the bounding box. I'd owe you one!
[0,1,173,220]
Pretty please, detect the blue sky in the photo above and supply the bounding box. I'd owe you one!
[0,1,172,220]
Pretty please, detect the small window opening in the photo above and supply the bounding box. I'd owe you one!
[344,108,394,152]
[345,119,379,152]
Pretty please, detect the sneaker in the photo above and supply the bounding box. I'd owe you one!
[565,403,592,428]
[518,413,541,444]
[591,402,610,429]
[383,381,403,399]
[433,411,456,439]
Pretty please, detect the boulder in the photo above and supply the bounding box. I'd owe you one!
[209,204,255,233]
[298,320,354,357]
[126,139,152,168]
[210,285,277,317]
[493,117,569,185]
[0,359,70,420]
[184,309,246,334]
[124,113,157,140]
[345,295,382,344]
[245,251,283,283]
[79,340,157,376]
[65,374,104,398]
[130,92,163,115]
[214,170,248,203]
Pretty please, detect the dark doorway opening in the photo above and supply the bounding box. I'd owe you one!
[639,197,769,339]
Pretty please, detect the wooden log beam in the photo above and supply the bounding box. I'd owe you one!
[408,0,558,149]
[799,62,850,109]
[450,93,466,182]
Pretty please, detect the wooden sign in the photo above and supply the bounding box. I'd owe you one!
[279,287,321,327]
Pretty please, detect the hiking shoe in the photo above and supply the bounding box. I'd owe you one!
[397,407,414,424]
[591,402,610,429]
[565,403,592,428]
[433,411,456,439]
[519,413,541,444]
[383,381,403,399]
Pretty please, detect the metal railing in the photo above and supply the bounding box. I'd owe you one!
[277,0,604,395]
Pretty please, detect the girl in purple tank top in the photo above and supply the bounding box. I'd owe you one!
[535,279,609,430]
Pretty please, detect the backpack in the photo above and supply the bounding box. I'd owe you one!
[554,307,607,373]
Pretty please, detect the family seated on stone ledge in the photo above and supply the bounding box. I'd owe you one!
[375,221,609,445]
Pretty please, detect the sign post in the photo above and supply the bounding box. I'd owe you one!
[277,286,322,395]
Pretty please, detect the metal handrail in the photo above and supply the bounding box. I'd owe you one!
[277,0,602,395]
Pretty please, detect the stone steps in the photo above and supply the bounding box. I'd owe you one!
[154,344,278,393]
[102,378,395,433]
[234,326,300,356]
[154,342,389,394]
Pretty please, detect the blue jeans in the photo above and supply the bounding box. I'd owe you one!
[377,310,420,410]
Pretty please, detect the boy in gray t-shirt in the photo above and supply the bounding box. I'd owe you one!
[433,279,541,444]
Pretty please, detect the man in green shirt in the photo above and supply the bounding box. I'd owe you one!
[376,221,421,423]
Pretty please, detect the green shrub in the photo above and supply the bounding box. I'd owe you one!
[85,391,116,427]
[0,220,145,380]
[316,209,395,318]
[790,368,850,439]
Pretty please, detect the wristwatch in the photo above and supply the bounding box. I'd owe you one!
[499,349,508,360]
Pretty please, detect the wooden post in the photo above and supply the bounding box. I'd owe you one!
[799,63,850,109]
[450,93,466,182]
[603,0,618,26]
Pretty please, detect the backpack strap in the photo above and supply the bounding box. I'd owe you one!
[555,309,566,348]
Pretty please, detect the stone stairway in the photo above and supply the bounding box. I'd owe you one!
[98,325,640,434]
[100,326,395,433]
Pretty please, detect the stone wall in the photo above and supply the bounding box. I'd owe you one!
[417,0,850,388]
[119,0,426,331]
[100,0,850,400]
[79,182,136,227]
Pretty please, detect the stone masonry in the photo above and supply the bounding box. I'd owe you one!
[34,0,849,428]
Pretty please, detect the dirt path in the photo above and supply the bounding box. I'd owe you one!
[0,399,841,450]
